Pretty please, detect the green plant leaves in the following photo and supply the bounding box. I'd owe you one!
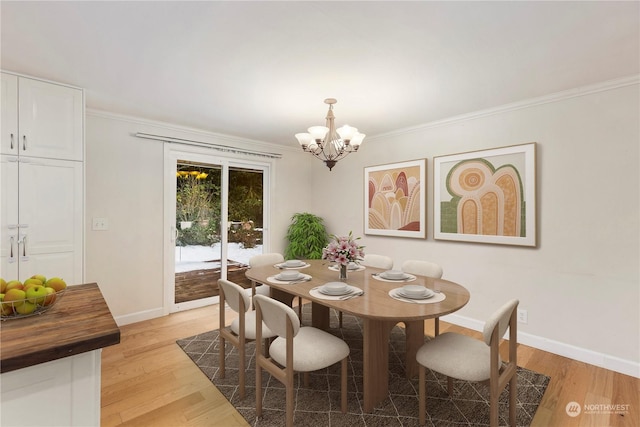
[284,212,328,260]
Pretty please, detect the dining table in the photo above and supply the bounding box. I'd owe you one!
[245,259,470,412]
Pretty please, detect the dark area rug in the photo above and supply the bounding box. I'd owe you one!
[177,305,549,426]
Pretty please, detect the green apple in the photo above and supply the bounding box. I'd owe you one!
[30,274,47,284]
[4,288,26,308]
[5,280,24,291]
[23,278,44,290]
[0,294,14,315]
[0,278,7,293]
[42,287,57,306]
[15,300,36,315]
[26,285,48,305]
[45,277,67,292]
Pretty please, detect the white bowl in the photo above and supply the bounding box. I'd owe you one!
[284,259,304,267]
[384,270,405,279]
[322,282,348,294]
[278,270,301,280]
[402,285,428,297]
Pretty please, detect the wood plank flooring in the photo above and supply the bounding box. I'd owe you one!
[101,304,639,427]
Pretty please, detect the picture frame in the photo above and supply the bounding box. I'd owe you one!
[434,142,537,246]
[364,159,426,238]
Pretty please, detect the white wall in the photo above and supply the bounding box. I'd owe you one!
[85,79,638,377]
[310,80,640,376]
[85,112,313,322]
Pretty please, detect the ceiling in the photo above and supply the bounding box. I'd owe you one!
[1,1,638,147]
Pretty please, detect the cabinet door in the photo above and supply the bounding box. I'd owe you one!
[0,73,19,155]
[18,77,83,161]
[0,155,19,280]
[17,157,83,283]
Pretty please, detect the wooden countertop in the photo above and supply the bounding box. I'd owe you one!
[0,283,120,373]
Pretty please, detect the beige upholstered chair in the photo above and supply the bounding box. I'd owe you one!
[416,299,519,427]
[254,294,349,427]
[401,259,443,335]
[249,252,305,317]
[248,252,285,297]
[361,253,394,270]
[217,279,276,399]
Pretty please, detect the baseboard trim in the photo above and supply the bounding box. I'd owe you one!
[114,307,165,326]
[443,313,640,379]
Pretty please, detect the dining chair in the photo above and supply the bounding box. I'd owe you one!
[218,279,276,399]
[361,253,394,270]
[335,253,395,328]
[254,294,350,427]
[249,252,305,317]
[401,259,443,335]
[416,299,519,427]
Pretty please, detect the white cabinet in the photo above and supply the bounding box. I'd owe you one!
[0,71,84,284]
[1,72,83,161]
[0,350,101,427]
[1,155,83,283]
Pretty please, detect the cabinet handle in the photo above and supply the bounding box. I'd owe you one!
[10,133,14,150]
[22,135,27,151]
[22,235,27,256]
[9,236,15,259]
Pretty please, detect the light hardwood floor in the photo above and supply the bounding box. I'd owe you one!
[101,304,639,427]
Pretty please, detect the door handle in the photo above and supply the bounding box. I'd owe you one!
[10,133,14,150]
[22,135,27,151]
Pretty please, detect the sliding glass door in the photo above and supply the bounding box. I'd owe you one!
[164,145,270,313]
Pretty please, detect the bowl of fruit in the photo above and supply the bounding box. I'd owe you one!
[0,275,67,320]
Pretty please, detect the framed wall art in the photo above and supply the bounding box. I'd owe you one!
[433,142,537,246]
[364,159,426,238]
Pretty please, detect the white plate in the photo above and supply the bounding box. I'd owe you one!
[319,283,350,295]
[318,288,352,296]
[380,272,410,280]
[275,272,303,281]
[396,289,434,300]
[283,260,305,267]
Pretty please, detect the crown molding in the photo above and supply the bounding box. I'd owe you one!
[368,74,640,142]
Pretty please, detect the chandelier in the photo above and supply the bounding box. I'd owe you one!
[295,98,365,171]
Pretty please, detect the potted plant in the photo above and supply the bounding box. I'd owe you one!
[284,212,328,260]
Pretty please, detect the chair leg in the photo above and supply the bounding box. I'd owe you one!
[219,337,226,378]
[256,361,262,418]
[419,364,426,426]
[447,376,454,396]
[286,373,294,427]
[341,357,348,413]
[238,340,245,399]
[509,374,517,426]
[489,384,499,427]
[434,317,440,336]
[339,311,343,328]
[297,297,302,318]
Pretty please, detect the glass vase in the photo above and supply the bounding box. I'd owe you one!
[339,264,348,280]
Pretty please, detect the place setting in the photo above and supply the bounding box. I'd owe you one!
[309,281,364,300]
[274,259,310,269]
[388,284,446,304]
[327,261,365,272]
[372,269,417,282]
[267,269,312,285]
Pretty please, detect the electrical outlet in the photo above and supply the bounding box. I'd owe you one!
[92,217,109,231]
[517,308,528,324]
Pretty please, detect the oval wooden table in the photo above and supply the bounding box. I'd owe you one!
[245,259,470,412]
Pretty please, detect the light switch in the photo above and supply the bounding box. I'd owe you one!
[92,217,109,231]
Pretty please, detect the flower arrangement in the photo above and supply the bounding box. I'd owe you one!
[322,231,365,266]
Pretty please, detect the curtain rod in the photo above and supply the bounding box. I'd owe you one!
[134,132,283,159]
